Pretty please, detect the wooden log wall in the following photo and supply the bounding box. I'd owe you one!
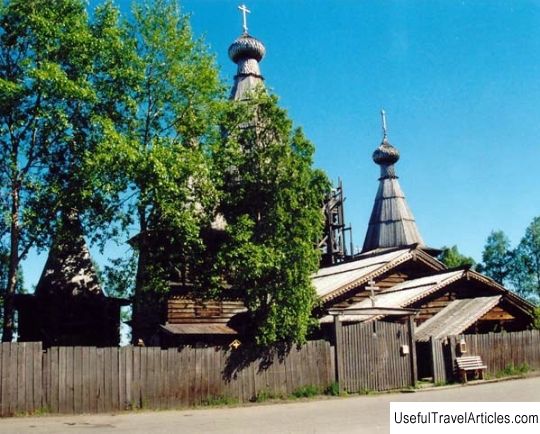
[0,340,333,416]
[460,330,540,376]
[337,321,414,393]
[167,299,246,324]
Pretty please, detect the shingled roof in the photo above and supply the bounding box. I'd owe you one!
[313,246,445,303]
[415,296,502,341]
[362,113,424,252]
[35,213,103,298]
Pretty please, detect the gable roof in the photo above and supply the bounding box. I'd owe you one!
[313,246,445,303]
[319,267,535,326]
[319,269,463,323]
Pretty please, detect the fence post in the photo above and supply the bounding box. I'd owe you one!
[408,317,417,388]
[333,314,344,393]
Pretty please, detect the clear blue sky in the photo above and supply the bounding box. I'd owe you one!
[23,0,540,289]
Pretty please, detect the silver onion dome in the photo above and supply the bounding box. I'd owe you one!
[228,34,266,64]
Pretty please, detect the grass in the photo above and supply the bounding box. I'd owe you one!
[357,387,373,395]
[254,383,346,402]
[253,389,284,402]
[495,363,530,378]
[201,395,239,406]
[291,385,321,399]
[324,382,340,396]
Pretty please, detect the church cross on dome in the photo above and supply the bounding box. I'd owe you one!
[238,4,251,34]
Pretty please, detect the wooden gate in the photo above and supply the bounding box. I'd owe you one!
[334,320,416,392]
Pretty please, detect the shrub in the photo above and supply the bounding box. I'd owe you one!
[291,385,321,398]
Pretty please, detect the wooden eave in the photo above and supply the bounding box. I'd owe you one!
[464,270,535,317]
[411,248,446,271]
[319,247,445,305]
[319,250,414,304]
[381,271,463,307]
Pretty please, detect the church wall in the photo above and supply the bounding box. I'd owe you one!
[166,298,245,324]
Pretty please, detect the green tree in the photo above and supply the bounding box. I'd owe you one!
[90,0,225,343]
[214,90,329,346]
[511,217,540,300]
[0,0,137,341]
[438,245,476,269]
[534,306,540,330]
[478,230,513,285]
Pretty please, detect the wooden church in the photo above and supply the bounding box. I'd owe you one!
[153,9,535,347]
[13,8,534,348]
[314,113,535,338]
[15,213,127,347]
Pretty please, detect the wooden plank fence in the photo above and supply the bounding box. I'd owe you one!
[0,342,43,417]
[0,340,333,416]
[3,329,540,416]
[460,330,540,377]
[335,320,415,393]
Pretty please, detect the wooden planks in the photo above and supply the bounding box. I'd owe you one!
[0,342,42,417]
[460,330,540,378]
[1,331,540,415]
[336,321,414,393]
[430,337,447,384]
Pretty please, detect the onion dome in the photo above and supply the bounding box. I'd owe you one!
[229,5,266,100]
[373,138,400,166]
[228,35,266,100]
[228,34,266,64]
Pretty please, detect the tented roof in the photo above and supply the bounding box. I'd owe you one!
[362,174,424,252]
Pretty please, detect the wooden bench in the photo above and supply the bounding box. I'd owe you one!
[455,356,487,383]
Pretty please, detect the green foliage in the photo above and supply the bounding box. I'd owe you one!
[214,90,330,346]
[534,307,540,330]
[478,217,540,302]
[87,0,226,342]
[438,245,476,269]
[200,395,239,406]
[478,230,513,285]
[253,389,281,402]
[291,385,321,398]
[495,363,530,378]
[510,217,540,300]
[324,382,341,396]
[0,0,131,340]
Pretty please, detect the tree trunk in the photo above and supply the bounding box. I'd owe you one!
[2,183,19,342]
[131,206,148,344]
